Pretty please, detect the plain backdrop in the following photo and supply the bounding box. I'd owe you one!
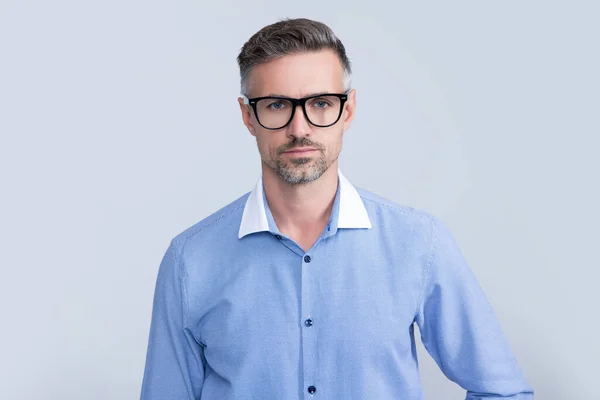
[1,0,598,399]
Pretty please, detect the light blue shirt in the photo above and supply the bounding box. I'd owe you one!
[140,170,534,399]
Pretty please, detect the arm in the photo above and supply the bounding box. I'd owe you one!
[415,218,534,399]
[140,241,205,399]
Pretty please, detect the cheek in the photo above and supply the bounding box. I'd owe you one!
[324,131,344,155]
[255,133,281,158]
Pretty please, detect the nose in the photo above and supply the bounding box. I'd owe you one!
[286,104,312,138]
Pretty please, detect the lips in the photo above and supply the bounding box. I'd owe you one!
[284,148,316,154]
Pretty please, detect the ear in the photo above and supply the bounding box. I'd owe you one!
[238,97,256,136]
[342,89,356,132]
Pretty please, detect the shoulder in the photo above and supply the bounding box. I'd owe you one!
[356,187,466,264]
[354,186,451,256]
[170,191,250,253]
[356,186,438,228]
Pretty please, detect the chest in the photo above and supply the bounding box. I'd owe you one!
[187,232,423,371]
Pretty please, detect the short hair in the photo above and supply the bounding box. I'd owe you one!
[237,18,352,95]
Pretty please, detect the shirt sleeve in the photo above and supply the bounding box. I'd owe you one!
[140,241,205,400]
[415,217,534,399]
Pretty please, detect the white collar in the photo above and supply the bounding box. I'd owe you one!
[238,169,372,239]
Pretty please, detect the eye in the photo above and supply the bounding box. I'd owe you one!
[266,101,287,110]
[310,98,333,109]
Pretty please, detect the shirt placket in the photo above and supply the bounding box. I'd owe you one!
[301,249,319,398]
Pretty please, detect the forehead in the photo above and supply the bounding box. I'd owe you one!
[248,50,345,98]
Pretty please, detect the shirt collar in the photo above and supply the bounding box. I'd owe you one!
[238,169,372,239]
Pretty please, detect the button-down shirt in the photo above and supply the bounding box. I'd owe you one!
[140,170,534,399]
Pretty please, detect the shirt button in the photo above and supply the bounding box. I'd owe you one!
[307,385,316,394]
[275,235,282,240]
[304,255,311,263]
[304,318,313,327]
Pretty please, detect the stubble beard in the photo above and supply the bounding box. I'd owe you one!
[271,153,328,185]
[260,136,341,185]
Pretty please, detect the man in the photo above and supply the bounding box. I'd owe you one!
[140,18,534,399]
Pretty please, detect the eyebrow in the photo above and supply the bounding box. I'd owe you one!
[264,91,335,98]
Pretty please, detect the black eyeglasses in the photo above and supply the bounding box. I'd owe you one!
[242,93,349,130]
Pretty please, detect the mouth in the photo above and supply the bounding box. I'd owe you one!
[283,148,317,154]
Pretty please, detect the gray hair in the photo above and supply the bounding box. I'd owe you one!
[237,18,352,96]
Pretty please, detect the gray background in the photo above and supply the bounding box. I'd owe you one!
[1,0,598,399]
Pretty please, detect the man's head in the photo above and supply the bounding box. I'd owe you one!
[237,18,356,185]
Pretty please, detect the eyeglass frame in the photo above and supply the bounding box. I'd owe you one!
[242,92,349,130]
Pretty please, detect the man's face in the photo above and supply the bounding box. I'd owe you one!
[238,50,356,185]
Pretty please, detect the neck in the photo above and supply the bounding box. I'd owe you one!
[262,162,339,236]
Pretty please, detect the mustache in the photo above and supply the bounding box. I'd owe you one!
[277,138,324,154]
